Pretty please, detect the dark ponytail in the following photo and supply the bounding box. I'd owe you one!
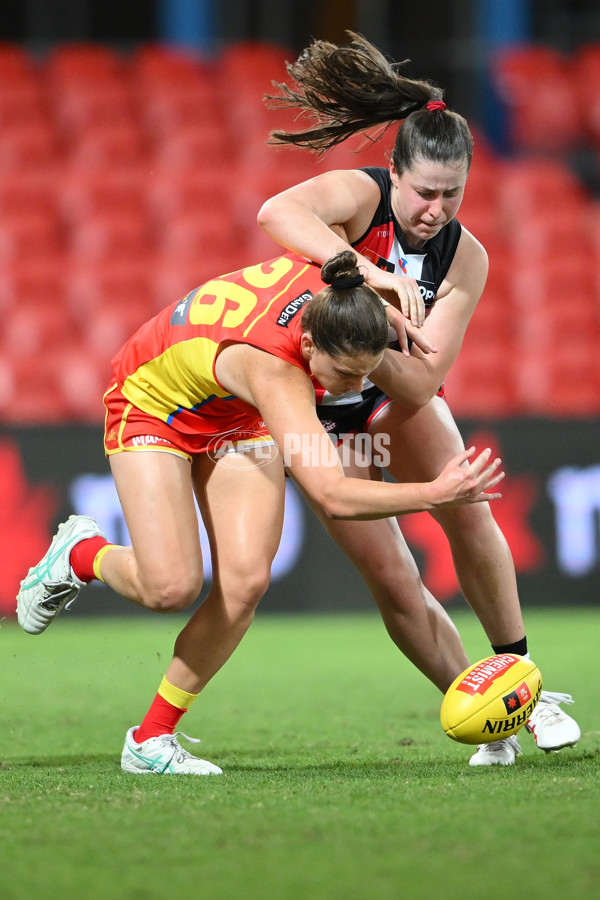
[266,31,473,172]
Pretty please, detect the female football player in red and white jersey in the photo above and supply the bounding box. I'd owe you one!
[257,32,581,766]
[17,250,503,775]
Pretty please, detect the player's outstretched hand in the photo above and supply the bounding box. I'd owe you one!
[430,447,504,507]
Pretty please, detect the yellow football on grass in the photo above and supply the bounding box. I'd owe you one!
[440,654,542,744]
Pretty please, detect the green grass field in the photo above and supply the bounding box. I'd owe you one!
[2,608,599,900]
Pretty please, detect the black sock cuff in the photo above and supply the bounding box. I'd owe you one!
[492,637,528,657]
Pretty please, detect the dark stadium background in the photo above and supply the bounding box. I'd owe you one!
[0,0,599,617]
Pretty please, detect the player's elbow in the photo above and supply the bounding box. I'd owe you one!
[257,196,279,232]
[317,487,357,521]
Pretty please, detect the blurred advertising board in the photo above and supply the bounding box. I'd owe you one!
[1,418,599,619]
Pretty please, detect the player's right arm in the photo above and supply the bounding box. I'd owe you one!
[215,343,504,520]
[258,168,429,333]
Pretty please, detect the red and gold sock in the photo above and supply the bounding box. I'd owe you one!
[70,537,115,583]
[134,676,200,743]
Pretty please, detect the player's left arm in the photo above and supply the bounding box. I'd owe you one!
[370,228,489,409]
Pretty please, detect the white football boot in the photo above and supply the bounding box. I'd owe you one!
[468,735,522,767]
[121,727,223,775]
[525,691,581,751]
[17,515,105,634]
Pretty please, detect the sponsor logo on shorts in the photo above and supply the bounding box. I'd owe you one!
[277,291,313,327]
[455,654,519,695]
[131,435,174,447]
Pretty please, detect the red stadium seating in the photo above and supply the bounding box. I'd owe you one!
[0,121,60,171]
[66,121,148,170]
[67,209,151,264]
[51,81,137,139]
[570,43,600,145]
[492,44,583,153]
[60,165,149,225]
[0,39,597,423]
[43,43,125,85]
[0,209,63,263]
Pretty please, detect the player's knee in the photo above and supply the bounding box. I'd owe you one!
[225,565,271,616]
[142,573,203,613]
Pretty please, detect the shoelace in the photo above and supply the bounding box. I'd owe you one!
[531,692,574,727]
[161,731,202,764]
[539,690,574,706]
[39,581,80,611]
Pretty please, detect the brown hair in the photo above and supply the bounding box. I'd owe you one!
[266,31,473,173]
[301,251,389,357]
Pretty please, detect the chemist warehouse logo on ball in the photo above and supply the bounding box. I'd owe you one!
[455,655,520,696]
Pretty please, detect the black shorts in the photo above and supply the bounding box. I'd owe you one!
[316,386,392,436]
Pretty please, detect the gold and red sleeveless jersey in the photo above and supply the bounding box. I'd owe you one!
[110,253,324,436]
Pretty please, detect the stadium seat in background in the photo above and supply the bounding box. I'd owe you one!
[570,43,600,147]
[1,300,78,358]
[0,209,63,264]
[131,43,213,87]
[443,335,519,418]
[0,81,49,131]
[55,347,107,422]
[66,260,156,364]
[43,42,125,86]
[0,120,60,172]
[504,204,589,260]
[515,339,600,416]
[152,121,233,169]
[155,207,237,263]
[147,165,234,225]
[66,260,156,323]
[494,158,588,232]
[492,44,584,154]
[65,120,148,170]
[140,81,222,140]
[59,165,149,226]
[78,302,154,363]
[67,208,151,264]
[0,167,59,220]
[220,40,295,148]
[0,258,67,316]
[0,42,38,80]
[50,80,137,142]
[0,351,70,423]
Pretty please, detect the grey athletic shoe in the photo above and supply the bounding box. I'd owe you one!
[17,515,104,634]
[468,735,522,767]
[121,727,223,775]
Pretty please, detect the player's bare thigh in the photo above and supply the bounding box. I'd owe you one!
[192,443,286,595]
[109,449,204,604]
[369,394,466,483]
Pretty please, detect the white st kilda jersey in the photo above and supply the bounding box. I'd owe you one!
[319,166,462,406]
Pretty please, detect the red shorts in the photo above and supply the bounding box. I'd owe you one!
[103,383,273,462]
